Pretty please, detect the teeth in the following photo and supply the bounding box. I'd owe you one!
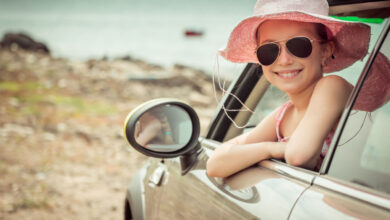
[276,70,300,79]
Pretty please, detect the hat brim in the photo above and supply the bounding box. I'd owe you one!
[220,11,371,73]
[354,52,390,112]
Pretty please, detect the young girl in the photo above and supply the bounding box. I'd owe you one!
[206,0,370,177]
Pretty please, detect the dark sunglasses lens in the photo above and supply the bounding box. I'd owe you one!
[257,43,279,65]
[286,37,312,58]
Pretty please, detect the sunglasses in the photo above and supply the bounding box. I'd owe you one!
[256,36,321,66]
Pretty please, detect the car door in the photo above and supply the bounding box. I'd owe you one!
[152,149,317,219]
[289,18,390,220]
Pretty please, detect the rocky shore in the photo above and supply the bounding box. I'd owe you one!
[0,36,220,219]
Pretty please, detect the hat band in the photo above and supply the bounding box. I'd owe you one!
[254,1,329,17]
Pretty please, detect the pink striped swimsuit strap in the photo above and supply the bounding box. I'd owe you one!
[275,101,292,142]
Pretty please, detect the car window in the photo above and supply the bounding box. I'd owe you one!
[245,83,288,128]
[245,21,387,131]
[328,23,390,195]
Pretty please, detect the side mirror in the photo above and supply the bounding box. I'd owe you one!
[123,99,201,174]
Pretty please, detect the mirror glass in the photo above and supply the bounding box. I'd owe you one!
[134,104,193,152]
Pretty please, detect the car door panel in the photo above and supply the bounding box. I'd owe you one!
[221,162,314,219]
[148,139,315,219]
[142,160,165,220]
[289,176,390,220]
[148,155,257,219]
[127,160,163,220]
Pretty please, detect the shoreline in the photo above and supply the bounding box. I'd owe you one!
[0,31,240,82]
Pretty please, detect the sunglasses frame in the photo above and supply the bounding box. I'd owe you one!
[255,36,323,66]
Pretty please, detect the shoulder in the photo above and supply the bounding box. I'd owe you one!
[310,75,353,112]
[314,75,353,95]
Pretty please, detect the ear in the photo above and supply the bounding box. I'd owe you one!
[321,41,335,66]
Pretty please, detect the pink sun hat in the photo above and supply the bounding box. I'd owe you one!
[354,52,390,112]
[219,0,371,73]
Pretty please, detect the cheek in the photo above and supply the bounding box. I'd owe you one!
[303,49,323,71]
[311,47,324,64]
[302,58,323,80]
[261,67,275,81]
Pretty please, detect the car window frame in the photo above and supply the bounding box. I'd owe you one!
[205,63,263,142]
[320,18,390,175]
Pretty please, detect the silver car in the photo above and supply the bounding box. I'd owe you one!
[123,1,390,219]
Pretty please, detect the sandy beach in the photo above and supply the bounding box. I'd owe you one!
[0,46,220,219]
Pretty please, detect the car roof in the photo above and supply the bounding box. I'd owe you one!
[329,0,390,18]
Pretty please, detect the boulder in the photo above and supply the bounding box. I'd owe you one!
[0,32,50,53]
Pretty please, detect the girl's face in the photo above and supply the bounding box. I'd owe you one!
[257,20,331,95]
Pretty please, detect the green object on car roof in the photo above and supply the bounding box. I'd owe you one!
[330,16,384,24]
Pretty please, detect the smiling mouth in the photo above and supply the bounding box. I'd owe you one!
[275,69,302,79]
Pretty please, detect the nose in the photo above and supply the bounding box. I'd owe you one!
[276,45,294,66]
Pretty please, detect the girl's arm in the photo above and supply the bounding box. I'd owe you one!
[207,107,283,177]
[207,76,352,177]
[207,141,287,177]
[135,114,163,146]
[284,75,353,168]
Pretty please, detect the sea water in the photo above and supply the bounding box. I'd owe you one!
[0,0,256,78]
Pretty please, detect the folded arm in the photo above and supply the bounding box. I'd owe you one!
[207,75,353,178]
[206,107,283,177]
[284,75,353,168]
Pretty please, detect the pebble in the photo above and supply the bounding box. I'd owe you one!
[36,172,46,180]
[8,98,20,107]
[1,123,34,137]
[57,123,67,132]
[43,132,56,142]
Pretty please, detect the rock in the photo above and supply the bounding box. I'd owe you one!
[172,63,211,80]
[188,92,212,106]
[36,172,46,180]
[43,132,56,142]
[4,203,15,213]
[0,32,50,54]
[118,55,133,62]
[1,123,34,137]
[111,182,122,191]
[118,55,163,71]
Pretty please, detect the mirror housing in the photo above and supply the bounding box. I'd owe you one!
[123,99,201,174]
